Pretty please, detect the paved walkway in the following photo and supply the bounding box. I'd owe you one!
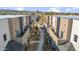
[58,42,75,51]
[36,28,44,51]
[46,27,59,51]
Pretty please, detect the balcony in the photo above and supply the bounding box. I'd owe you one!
[15,27,30,45]
[47,28,59,45]
[58,42,75,51]
[48,28,70,45]
[27,26,40,51]
[44,23,69,45]
[19,25,29,37]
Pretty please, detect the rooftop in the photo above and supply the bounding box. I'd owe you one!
[0,15,27,20]
[56,15,79,20]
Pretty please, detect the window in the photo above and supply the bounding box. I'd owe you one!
[36,16,39,22]
[3,34,7,41]
[61,31,63,38]
[19,17,24,34]
[48,16,50,25]
[16,30,20,37]
[74,34,78,42]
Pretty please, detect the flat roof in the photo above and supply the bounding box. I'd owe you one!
[0,15,27,19]
[56,15,79,20]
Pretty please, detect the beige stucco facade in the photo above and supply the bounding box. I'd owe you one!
[46,16,73,45]
[8,15,30,41]
[70,19,79,51]
[59,18,72,41]
[44,15,53,26]
[8,17,20,40]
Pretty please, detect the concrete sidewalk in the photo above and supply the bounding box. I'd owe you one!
[36,28,44,51]
[58,42,75,51]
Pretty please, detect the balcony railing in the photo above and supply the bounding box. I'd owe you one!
[48,28,69,45]
[15,28,30,45]
[19,25,29,37]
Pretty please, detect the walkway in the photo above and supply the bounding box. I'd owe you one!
[46,27,59,51]
[36,28,44,51]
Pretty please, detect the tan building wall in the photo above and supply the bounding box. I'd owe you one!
[53,17,58,33]
[44,15,53,26]
[45,15,48,24]
[50,16,60,35]
[8,16,29,40]
[59,18,72,41]
[26,16,30,25]
[8,17,20,40]
[42,14,47,23]
[49,16,53,26]
[47,16,73,45]
[44,15,59,35]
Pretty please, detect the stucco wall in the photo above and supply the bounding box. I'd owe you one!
[54,17,58,33]
[59,18,72,41]
[15,28,30,45]
[8,17,20,40]
[0,19,11,50]
[59,18,69,40]
[49,16,52,26]
[52,16,56,28]
[70,20,79,51]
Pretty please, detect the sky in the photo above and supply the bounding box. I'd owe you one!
[0,7,79,13]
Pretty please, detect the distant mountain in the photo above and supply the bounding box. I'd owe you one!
[0,10,32,15]
[45,12,79,15]
[0,9,79,15]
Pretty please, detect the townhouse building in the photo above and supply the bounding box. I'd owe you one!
[44,15,59,44]
[8,15,30,45]
[0,15,30,51]
[57,16,72,44]
[57,16,79,51]
[45,15,79,51]
[45,15,53,27]
[70,16,79,51]
[0,17,11,50]
[28,14,39,27]
[45,15,73,45]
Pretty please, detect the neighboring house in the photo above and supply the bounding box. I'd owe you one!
[45,15,76,51]
[58,17,72,42]
[44,15,79,51]
[46,16,73,45]
[8,15,30,45]
[28,14,40,28]
[52,16,60,35]
[0,18,11,50]
[56,16,72,44]
[39,14,46,23]
[0,15,30,51]
[45,15,53,26]
[45,15,60,44]
[58,16,79,51]
[51,16,56,31]
[70,17,79,51]
[44,15,59,44]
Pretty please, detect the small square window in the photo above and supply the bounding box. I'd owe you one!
[74,34,78,42]
[61,31,63,38]
[3,34,7,41]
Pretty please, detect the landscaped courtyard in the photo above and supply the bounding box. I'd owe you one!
[26,25,40,51]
